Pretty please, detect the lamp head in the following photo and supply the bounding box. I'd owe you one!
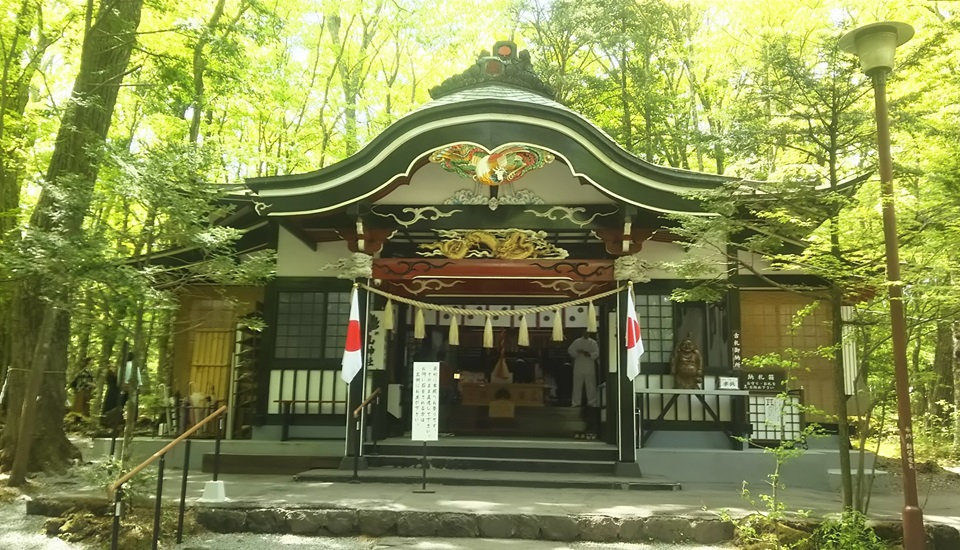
[839,21,914,76]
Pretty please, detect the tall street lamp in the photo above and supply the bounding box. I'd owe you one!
[840,22,926,549]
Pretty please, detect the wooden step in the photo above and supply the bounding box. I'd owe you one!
[293,468,681,491]
[367,442,617,462]
[366,455,614,475]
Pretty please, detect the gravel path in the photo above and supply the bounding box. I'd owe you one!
[0,496,81,550]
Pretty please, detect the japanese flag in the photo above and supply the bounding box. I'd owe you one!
[340,287,363,384]
[625,287,644,381]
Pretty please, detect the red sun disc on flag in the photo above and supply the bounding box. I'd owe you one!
[626,318,640,348]
[345,319,362,352]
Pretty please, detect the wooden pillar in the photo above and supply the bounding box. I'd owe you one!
[602,304,618,444]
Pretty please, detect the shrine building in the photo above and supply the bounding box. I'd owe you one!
[167,42,864,485]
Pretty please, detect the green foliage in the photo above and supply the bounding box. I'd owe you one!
[2,0,960,484]
[813,511,887,550]
[725,422,823,549]
[76,457,157,508]
[914,402,960,462]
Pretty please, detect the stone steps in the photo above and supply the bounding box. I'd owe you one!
[364,454,616,475]
[294,467,678,490]
[22,493,960,548]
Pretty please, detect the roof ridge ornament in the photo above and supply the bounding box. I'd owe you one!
[429,40,556,101]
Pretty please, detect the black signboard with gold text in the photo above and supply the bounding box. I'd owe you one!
[739,371,786,392]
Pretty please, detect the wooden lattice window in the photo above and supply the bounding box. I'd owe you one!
[274,291,350,360]
[635,294,675,365]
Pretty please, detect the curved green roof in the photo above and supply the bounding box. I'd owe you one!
[245,84,736,217]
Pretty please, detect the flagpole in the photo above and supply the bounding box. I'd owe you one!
[359,279,373,460]
[341,283,364,470]
[616,285,623,460]
[628,282,634,463]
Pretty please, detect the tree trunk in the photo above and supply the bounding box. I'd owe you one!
[156,309,174,390]
[953,321,960,456]
[910,332,926,425]
[0,0,53,419]
[90,307,120,424]
[8,305,56,486]
[120,307,147,466]
[831,286,853,510]
[930,319,955,421]
[827,140,852,510]
[1,0,144,474]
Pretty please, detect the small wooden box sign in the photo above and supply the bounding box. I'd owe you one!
[716,376,740,390]
[739,371,785,392]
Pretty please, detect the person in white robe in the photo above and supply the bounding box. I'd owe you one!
[567,331,599,407]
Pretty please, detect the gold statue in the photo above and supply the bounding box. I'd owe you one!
[671,335,702,389]
[418,229,568,260]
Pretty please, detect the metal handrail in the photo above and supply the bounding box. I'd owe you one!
[109,404,228,550]
[108,404,227,496]
[353,388,381,418]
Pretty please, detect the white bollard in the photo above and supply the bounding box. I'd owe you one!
[199,480,227,502]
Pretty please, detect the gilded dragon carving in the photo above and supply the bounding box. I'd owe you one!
[418,229,568,260]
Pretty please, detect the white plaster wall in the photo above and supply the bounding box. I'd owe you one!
[276,227,352,277]
[638,241,726,280]
[510,160,611,204]
[267,369,347,415]
[375,154,610,205]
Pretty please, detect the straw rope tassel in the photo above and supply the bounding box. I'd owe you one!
[448,315,459,346]
[383,299,394,331]
[483,317,494,348]
[517,315,529,347]
[587,301,597,333]
[414,308,425,340]
[552,309,564,342]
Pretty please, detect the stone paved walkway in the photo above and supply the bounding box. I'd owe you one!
[25,468,960,547]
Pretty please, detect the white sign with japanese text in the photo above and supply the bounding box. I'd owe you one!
[411,362,440,442]
[732,331,742,370]
[764,396,784,427]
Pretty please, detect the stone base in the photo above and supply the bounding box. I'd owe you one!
[338,456,369,471]
[613,461,642,478]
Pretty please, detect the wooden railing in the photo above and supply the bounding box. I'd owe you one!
[349,388,383,482]
[354,387,381,418]
[109,405,228,550]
